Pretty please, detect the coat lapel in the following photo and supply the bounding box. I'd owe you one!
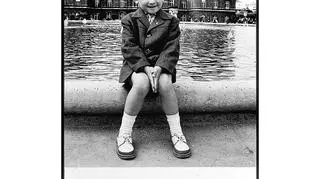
[147,9,172,33]
[139,14,150,28]
[147,18,164,32]
[132,8,150,28]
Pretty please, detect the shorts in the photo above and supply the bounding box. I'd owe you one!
[122,70,173,98]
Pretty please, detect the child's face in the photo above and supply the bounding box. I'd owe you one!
[138,0,164,15]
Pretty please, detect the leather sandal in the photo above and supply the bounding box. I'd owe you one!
[171,133,192,159]
[116,134,136,160]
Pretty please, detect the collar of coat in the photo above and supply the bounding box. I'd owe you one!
[132,8,172,20]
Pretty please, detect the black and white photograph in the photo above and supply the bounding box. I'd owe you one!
[63,0,257,178]
[5,0,320,179]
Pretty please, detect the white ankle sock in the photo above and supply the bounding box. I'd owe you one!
[166,113,183,136]
[118,112,136,136]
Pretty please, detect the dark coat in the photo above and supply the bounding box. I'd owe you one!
[119,8,180,83]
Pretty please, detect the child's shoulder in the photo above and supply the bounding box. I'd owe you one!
[121,10,139,23]
[121,12,134,22]
[159,10,179,21]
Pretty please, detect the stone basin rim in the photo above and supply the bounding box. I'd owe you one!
[64,79,256,114]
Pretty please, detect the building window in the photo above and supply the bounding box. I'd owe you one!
[169,0,174,7]
[107,0,112,7]
[75,0,81,6]
[202,0,206,8]
[134,0,139,7]
[163,1,167,8]
[225,1,230,9]
[213,1,218,9]
[182,1,186,9]
[95,0,99,7]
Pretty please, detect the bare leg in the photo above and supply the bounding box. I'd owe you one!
[124,72,150,115]
[158,73,179,115]
[158,73,190,158]
[158,73,181,134]
[116,72,150,159]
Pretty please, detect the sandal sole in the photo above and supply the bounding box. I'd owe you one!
[116,140,136,160]
[116,148,136,160]
[173,148,192,159]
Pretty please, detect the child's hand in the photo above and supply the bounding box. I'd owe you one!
[144,66,155,90]
[152,66,162,93]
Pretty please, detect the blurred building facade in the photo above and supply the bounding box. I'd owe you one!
[236,0,256,11]
[64,0,236,23]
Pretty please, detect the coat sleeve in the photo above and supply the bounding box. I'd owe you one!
[155,17,180,74]
[121,16,150,72]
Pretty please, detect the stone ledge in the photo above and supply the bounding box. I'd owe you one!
[64,80,256,114]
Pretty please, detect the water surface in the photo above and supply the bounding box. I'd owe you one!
[64,22,256,81]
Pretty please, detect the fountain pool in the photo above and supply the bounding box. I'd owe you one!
[64,21,256,82]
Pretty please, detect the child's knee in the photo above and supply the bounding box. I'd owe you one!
[132,73,150,94]
[158,74,173,94]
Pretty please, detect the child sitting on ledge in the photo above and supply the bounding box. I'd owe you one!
[116,0,191,160]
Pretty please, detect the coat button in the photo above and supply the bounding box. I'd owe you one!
[147,34,151,38]
[145,49,151,54]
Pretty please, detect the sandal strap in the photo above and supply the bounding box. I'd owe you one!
[117,135,132,147]
[171,133,187,146]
